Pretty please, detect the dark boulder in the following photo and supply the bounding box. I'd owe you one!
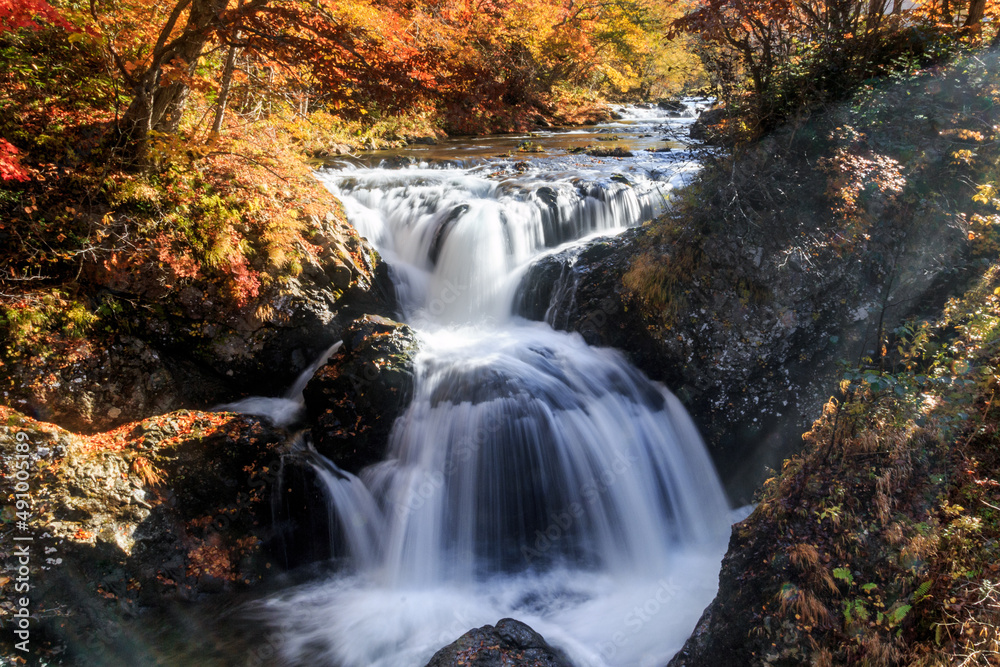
[657,98,686,114]
[513,233,643,348]
[6,211,398,434]
[424,618,573,667]
[407,135,439,145]
[303,315,419,472]
[689,107,727,143]
[124,213,399,404]
[586,146,634,158]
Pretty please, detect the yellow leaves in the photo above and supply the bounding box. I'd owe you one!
[255,302,276,323]
[332,0,381,27]
[941,500,965,518]
[972,182,1000,210]
[951,149,976,166]
[599,62,641,95]
[971,213,1000,226]
[956,129,986,142]
[822,397,839,416]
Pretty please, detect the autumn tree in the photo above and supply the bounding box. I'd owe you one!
[48,0,701,165]
[117,0,230,161]
[671,0,994,138]
[89,0,270,165]
[92,0,440,162]
[1,0,84,180]
[672,0,795,101]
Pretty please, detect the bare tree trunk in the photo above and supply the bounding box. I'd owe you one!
[866,0,887,30]
[965,0,987,28]
[212,39,240,135]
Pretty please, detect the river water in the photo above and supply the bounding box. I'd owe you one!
[255,102,738,667]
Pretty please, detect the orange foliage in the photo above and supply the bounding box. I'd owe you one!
[78,411,233,453]
[82,0,647,135]
[0,0,73,32]
[0,138,27,181]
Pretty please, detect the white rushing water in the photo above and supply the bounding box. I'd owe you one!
[260,104,734,667]
[216,341,342,427]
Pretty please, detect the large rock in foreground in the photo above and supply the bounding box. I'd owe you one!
[303,314,419,472]
[0,407,287,662]
[424,618,573,667]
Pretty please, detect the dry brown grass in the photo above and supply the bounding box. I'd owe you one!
[131,455,162,487]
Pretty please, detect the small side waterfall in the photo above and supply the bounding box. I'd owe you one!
[216,341,343,427]
[262,105,733,667]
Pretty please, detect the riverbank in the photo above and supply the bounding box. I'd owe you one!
[667,51,1000,666]
[672,265,1000,666]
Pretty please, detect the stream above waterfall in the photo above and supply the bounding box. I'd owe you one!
[340,101,711,167]
[253,102,741,667]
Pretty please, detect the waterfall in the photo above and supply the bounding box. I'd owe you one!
[324,162,691,325]
[372,325,729,582]
[261,104,733,667]
[216,341,342,427]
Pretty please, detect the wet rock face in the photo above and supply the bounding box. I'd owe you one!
[514,232,648,351]
[303,315,419,473]
[0,407,286,660]
[666,519,778,667]
[424,618,573,667]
